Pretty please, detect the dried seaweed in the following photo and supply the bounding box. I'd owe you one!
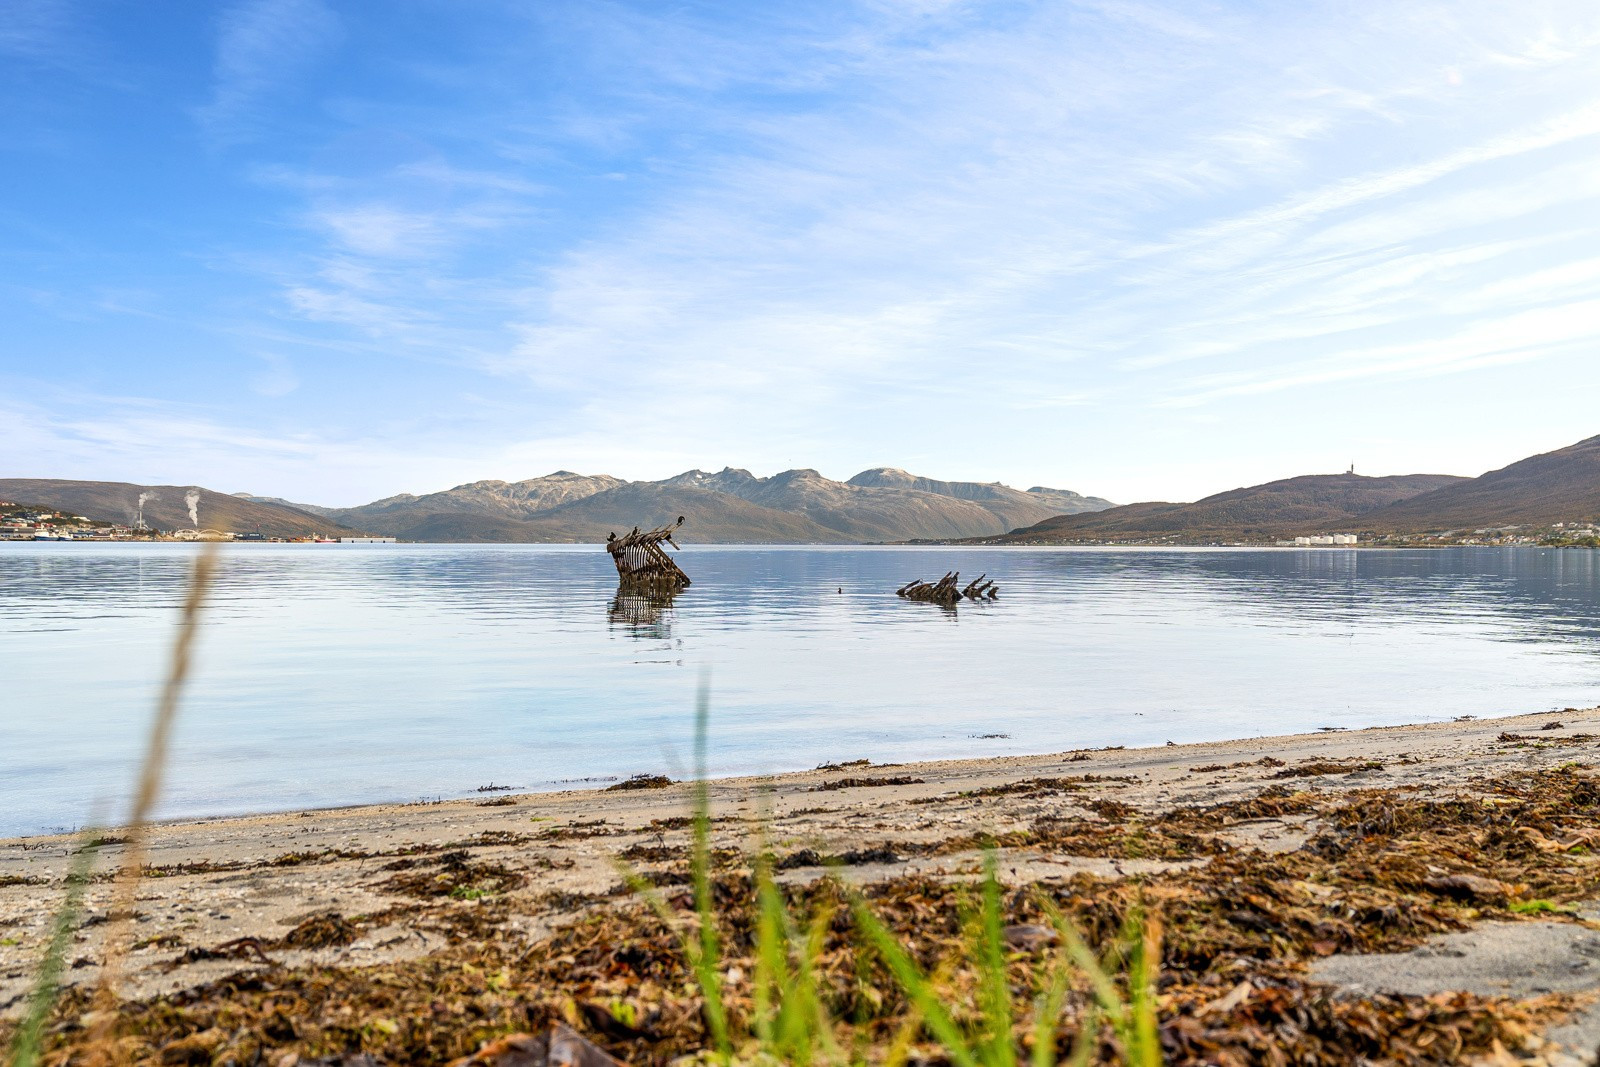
[10,767,1600,1066]
[607,775,675,791]
[1268,760,1383,779]
[1499,731,1599,745]
[809,776,925,792]
[279,912,362,950]
[378,851,527,900]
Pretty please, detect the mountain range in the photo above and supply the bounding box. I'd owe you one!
[994,433,1600,543]
[7,433,1596,544]
[304,468,1115,543]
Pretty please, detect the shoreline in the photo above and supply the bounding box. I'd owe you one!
[7,700,1594,844]
[10,704,1600,1061]
[6,704,1598,853]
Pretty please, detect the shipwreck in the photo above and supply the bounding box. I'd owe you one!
[896,571,998,606]
[606,516,691,592]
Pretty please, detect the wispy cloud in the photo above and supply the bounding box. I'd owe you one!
[10,0,1600,502]
[0,0,73,62]
[195,0,340,145]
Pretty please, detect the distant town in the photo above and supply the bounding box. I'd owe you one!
[996,523,1600,549]
[0,501,395,543]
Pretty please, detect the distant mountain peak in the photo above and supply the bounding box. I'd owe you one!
[308,462,1114,542]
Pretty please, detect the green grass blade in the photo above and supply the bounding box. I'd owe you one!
[752,854,782,1052]
[796,899,844,1064]
[1029,936,1075,1067]
[690,676,731,1060]
[1036,896,1126,1029]
[8,833,101,1067]
[977,852,1016,1067]
[1124,910,1162,1067]
[851,895,979,1067]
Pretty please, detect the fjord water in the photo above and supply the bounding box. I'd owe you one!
[3,543,1600,837]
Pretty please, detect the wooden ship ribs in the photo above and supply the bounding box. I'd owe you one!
[606,516,691,591]
[896,571,998,605]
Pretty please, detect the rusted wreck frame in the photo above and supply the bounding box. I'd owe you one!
[606,516,691,590]
[896,569,999,604]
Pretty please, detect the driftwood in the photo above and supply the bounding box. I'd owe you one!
[896,570,998,605]
[606,516,691,591]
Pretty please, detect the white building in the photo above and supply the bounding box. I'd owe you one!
[1293,533,1358,546]
[339,536,397,543]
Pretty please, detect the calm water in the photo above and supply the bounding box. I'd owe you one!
[3,543,1600,837]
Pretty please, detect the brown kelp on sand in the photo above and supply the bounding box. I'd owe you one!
[10,747,1600,1063]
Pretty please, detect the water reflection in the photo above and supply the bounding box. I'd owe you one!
[609,586,678,638]
[3,543,1600,838]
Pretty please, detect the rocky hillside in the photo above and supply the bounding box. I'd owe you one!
[1358,434,1600,530]
[846,468,1112,517]
[325,467,1113,543]
[998,473,1466,543]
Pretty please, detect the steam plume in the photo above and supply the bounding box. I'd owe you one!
[185,489,200,528]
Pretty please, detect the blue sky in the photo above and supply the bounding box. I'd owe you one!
[4,0,1599,506]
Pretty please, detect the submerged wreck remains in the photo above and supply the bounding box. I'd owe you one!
[896,571,998,605]
[606,516,691,591]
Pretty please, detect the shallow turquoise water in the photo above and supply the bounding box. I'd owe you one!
[3,543,1599,837]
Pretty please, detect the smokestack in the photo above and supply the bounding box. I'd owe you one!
[135,491,156,530]
[185,489,201,528]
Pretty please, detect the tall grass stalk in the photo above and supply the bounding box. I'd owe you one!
[5,542,220,1067]
[688,674,732,1061]
[91,542,221,1030]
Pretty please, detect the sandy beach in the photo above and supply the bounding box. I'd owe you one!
[8,706,1600,1063]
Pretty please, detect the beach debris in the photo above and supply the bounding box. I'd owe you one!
[774,845,904,870]
[379,850,525,899]
[606,774,674,791]
[26,765,1600,1067]
[279,911,360,949]
[1001,923,1059,951]
[1269,759,1383,778]
[160,937,274,972]
[1499,730,1599,745]
[895,570,998,605]
[605,517,690,591]
[450,1024,624,1067]
[809,775,924,792]
[1423,872,1511,904]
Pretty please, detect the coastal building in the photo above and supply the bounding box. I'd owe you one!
[339,536,398,543]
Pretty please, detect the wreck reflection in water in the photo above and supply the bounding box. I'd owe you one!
[608,586,678,639]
